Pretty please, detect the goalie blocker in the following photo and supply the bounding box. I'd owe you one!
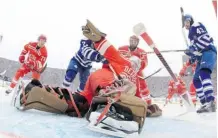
[13,79,162,136]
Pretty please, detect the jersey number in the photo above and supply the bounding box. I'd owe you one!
[197,28,205,34]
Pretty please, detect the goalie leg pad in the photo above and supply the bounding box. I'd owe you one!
[22,87,68,113]
[116,94,147,133]
[146,104,162,117]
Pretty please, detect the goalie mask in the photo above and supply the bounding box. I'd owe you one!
[129,35,139,51]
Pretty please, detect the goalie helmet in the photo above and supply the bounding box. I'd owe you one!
[184,14,194,25]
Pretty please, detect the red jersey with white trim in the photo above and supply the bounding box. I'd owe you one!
[118,45,149,98]
[118,46,148,71]
[21,42,47,69]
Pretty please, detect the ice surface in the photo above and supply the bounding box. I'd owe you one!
[0,86,216,138]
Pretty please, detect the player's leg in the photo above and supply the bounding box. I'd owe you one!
[62,58,79,89]
[193,66,206,106]
[198,50,217,112]
[32,71,40,80]
[77,67,90,92]
[5,65,30,94]
[138,76,151,105]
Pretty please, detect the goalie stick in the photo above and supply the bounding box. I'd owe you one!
[133,23,195,111]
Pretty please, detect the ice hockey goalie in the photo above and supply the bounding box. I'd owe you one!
[12,78,161,137]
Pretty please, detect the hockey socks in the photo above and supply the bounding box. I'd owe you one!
[193,79,206,105]
[200,69,214,103]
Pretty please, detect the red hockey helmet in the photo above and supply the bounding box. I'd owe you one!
[38,35,47,42]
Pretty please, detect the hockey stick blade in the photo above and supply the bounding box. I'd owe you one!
[0,70,6,76]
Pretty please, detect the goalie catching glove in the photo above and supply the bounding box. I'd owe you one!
[82,20,107,42]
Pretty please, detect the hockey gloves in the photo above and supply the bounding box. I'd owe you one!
[179,68,186,77]
[19,55,25,63]
[82,20,106,42]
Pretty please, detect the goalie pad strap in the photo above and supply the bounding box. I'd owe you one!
[47,86,62,99]
[95,92,121,126]
[67,91,82,118]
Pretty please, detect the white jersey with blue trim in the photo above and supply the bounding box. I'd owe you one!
[74,38,102,68]
[188,22,215,53]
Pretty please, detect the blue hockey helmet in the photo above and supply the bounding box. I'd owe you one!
[184,14,194,25]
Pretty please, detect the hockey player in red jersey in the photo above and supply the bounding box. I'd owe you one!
[165,58,197,106]
[118,35,151,105]
[165,76,187,106]
[5,35,47,94]
[179,59,197,105]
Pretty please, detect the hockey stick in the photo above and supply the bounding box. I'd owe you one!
[147,49,187,54]
[138,67,162,80]
[39,63,47,73]
[180,7,189,47]
[133,23,195,111]
[133,23,177,81]
[24,62,47,74]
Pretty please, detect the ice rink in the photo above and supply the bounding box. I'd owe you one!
[0,86,216,138]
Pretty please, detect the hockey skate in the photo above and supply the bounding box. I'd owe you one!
[197,101,216,113]
[10,79,27,109]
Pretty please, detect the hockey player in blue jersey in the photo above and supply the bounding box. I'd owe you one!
[62,37,107,92]
[183,14,217,113]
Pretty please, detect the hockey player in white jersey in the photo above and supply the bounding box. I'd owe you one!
[183,14,217,113]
